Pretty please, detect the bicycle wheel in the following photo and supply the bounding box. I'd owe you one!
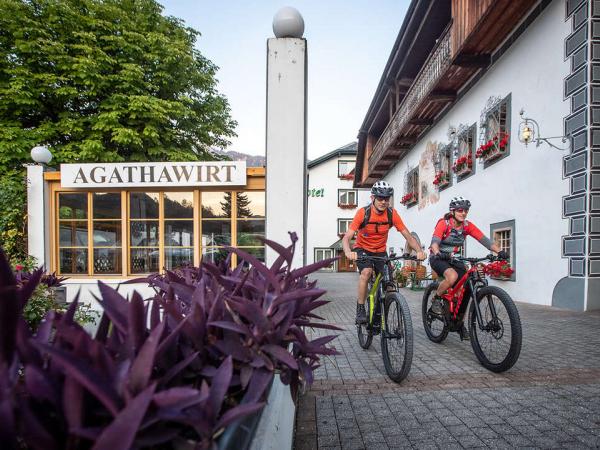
[422,282,448,343]
[381,292,413,383]
[357,283,373,349]
[469,286,522,372]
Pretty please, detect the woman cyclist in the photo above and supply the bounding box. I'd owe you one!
[429,196,508,340]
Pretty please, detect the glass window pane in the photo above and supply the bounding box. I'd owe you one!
[130,221,159,246]
[165,220,193,246]
[202,247,229,265]
[130,248,159,273]
[237,192,265,218]
[93,193,121,219]
[237,220,265,246]
[59,222,88,246]
[202,220,231,246]
[59,249,88,274]
[93,248,122,274]
[130,193,159,219]
[236,247,265,263]
[59,193,87,219]
[165,248,193,270]
[201,192,231,218]
[164,192,193,218]
[93,221,121,246]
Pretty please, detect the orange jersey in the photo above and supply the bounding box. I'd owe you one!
[349,205,407,253]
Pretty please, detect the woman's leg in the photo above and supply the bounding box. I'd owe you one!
[436,267,458,296]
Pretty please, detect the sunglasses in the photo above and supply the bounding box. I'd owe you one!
[454,208,469,213]
[375,196,391,201]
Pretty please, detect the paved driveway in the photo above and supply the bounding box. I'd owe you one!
[293,272,600,449]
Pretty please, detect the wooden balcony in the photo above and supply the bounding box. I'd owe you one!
[361,0,538,185]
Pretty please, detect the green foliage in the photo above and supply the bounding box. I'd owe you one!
[395,270,407,287]
[23,284,99,330]
[0,170,27,262]
[0,0,237,172]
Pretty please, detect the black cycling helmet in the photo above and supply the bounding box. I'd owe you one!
[449,196,471,211]
[371,180,393,197]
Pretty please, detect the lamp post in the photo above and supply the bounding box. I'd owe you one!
[30,145,53,165]
[27,145,53,271]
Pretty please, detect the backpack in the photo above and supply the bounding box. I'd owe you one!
[359,205,393,233]
[440,218,470,241]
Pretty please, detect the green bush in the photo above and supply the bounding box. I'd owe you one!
[0,170,27,263]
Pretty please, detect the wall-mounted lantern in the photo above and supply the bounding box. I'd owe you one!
[518,109,570,151]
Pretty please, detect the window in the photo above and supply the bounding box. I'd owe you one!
[55,189,265,275]
[338,160,354,177]
[478,94,511,166]
[314,248,335,270]
[57,192,123,275]
[236,191,266,262]
[338,218,353,235]
[338,189,357,207]
[490,219,516,281]
[401,168,419,207]
[455,124,476,181]
[434,144,452,191]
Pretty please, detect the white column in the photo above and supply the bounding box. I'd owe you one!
[265,37,307,268]
[26,164,50,269]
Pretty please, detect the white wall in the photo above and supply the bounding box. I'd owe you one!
[307,156,370,266]
[384,1,570,305]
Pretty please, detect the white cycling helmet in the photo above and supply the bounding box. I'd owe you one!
[371,180,394,197]
[449,196,471,210]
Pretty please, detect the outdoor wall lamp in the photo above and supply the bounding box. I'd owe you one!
[31,145,53,165]
[518,109,570,151]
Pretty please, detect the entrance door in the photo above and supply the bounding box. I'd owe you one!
[337,251,357,272]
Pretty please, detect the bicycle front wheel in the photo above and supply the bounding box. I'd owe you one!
[381,292,413,383]
[469,286,522,372]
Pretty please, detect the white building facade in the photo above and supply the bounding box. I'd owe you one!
[354,0,599,311]
[307,143,370,271]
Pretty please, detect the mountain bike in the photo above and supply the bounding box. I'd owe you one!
[422,254,522,372]
[357,253,418,383]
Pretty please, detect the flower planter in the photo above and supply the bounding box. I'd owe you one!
[455,166,472,177]
[338,204,357,209]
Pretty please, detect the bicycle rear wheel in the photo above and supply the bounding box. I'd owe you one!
[469,286,522,372]
[381,292,413,383]
[422,282,448,343]
[357,282,373,349]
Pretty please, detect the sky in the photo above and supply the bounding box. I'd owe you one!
[159,1,410,160]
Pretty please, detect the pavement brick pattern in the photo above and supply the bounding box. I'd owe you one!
[293,273,600,449]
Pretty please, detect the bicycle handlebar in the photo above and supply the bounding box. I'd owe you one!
[453,254,507,264]
[356,253,421,263]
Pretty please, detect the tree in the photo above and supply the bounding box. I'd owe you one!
[220,192,253,218]
[0,0,237,172]
[0,0,237,261]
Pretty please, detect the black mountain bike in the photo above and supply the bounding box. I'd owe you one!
[357,254,418,383]
[422,255,522,372]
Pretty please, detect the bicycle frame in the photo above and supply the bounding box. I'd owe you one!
[367,272,386,330]
[441,261,498,330]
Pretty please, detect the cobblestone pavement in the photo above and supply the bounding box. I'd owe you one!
[293,273,600,450]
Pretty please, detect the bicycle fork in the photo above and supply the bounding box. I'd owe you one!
[469,282,499,331]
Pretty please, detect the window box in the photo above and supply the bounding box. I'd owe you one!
[401,192,417,206]
[338,203,357,209]
[339,173,354,181]
[476,132,509,163]
[453,155,473,177]
[433,171,450,189]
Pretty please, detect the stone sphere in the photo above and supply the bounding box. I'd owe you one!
[31,145,52,164]
[273,6,304,38]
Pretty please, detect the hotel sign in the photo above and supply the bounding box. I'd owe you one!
[60,161,247,188]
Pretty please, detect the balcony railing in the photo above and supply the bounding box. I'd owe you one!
[369,24,453,174]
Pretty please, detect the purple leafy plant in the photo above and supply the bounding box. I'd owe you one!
[0,233,338,449]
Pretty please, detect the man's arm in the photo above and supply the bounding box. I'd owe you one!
[399,228,426,260]
[342,228,357,261]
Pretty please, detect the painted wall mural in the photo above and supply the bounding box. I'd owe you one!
[419,141,440,209]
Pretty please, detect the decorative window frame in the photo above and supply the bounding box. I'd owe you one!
[402,167,419,208]
[338,160,355,178]
[337,218,353,236]
[314,247,336,271]
[338,189,358,208]
[454,123,477,181]
[477,94,511,168]
[490,219,516,282]
[433,142,453,191]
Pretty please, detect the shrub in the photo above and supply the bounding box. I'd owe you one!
[0,233,338,449]
[0,170,27,263]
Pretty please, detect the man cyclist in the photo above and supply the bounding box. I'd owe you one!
[342,181,425,324]
[429,196,508,340]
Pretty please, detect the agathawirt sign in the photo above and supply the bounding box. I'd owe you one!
[60,161,247,188]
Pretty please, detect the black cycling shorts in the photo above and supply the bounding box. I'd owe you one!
[355,248,387,274]
[429,254,466,282]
